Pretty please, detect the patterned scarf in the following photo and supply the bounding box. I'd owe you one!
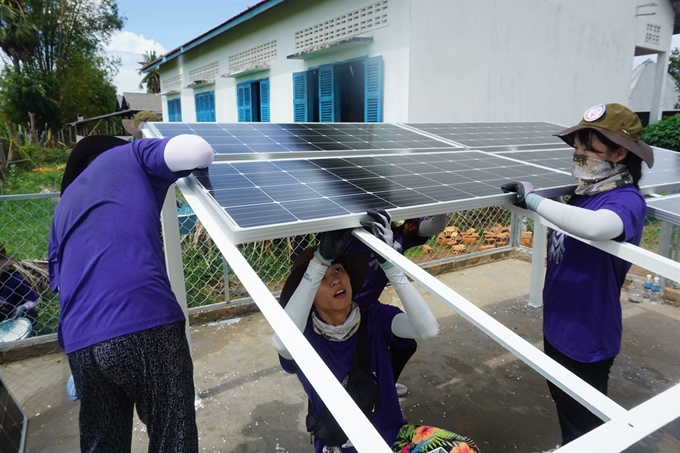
[312,302,361,342]
[571,153,633,196]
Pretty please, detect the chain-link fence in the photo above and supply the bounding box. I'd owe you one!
[1,192,676,340]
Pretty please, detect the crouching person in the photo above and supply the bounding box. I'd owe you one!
[272,221,480,453]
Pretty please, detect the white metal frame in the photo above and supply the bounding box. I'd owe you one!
[165,176,680,451]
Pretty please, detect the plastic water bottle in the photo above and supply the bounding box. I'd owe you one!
[650,276,661,304]
[627,280,641,303]
[643,274,653,301]
[521,217,528,232]
[66,375,79,401]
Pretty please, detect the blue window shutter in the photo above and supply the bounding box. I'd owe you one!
[176,100,182,122]
[167,100,175,121]
[319,65,335,122]
[293,71,307,122]
[195,93,203,122]
[209,91,215,121]
[244,84,252,122]
[237,82,246,122]
[364,56,383,122]
[259,78,270,122]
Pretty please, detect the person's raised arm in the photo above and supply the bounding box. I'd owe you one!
[164,134,214,172]
[272,229,352,359]
[361,209,439,340]
[501,181,624,241]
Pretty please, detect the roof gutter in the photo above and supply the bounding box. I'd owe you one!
[142,0,286,73]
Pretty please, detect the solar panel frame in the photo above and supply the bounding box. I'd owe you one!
[645,193,680,225]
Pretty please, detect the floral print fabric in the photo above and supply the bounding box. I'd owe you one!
[392,425,480,453]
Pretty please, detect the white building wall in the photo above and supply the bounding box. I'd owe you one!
[160,0,411,123]
[406,0,674,126]
[157,0,675,126]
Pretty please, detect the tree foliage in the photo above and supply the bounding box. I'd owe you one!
[670,48,680,110]
[138,50,161,94]
[0,0,125,130]
[641,113,680,152]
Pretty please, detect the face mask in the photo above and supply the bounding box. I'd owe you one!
[571,152,632,195]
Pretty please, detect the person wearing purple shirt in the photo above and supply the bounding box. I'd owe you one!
[344,210,447,397]
[501,103,653,446]
[49,134,213,453]
[272,221,478,453]
[0,246,40,323]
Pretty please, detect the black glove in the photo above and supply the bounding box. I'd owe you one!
[501,181,536,210]
[360,209,394,263]
[314,229,352,265]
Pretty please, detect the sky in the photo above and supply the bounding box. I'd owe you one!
[107,0,259,95]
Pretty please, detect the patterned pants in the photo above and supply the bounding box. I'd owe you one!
[392,425,480,453]
[68,321,198,453]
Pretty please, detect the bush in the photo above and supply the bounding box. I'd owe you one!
[641,114,680,152]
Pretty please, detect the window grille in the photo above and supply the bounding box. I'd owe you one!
[188,61,220,84]
[229,41,277,73]
[161,74,183,93]
[294,1,389,50]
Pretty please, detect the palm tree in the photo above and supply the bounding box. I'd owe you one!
[0,0,39,72]
[138,50,161,93]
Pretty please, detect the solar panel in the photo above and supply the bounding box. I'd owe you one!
[147,122,460,161]
[402,124,680,193]
[639,148,680,192]
[151,121,680,243]
[402,122,569,151]
[646,193,680,225]
[189,151,575,243]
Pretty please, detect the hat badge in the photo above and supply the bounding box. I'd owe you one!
[583,103,606,122]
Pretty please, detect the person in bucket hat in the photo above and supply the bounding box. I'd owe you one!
[272,226,479,453]
[49,133,213,452]
[500,103,651,446]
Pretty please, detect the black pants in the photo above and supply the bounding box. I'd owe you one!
[543,338,614,445]
[391,339,417,382]
[69,321,198,453]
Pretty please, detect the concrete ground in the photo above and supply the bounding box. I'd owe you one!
[1,258,679,453]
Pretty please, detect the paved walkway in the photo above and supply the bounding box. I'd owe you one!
[1,259,679,452]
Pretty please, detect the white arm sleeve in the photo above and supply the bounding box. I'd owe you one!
[535,198,624,241]
[164,134,214,172]
[271,260,326,359]
[418,214,447,237]
[384,265,439,340]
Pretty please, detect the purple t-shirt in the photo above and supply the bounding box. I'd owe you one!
[280,304,410,452]
[543,185,646,363]
[49,138,191,354]
[344,221,429,307]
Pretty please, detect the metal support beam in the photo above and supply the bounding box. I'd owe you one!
[353,229,627,422]
[558,383,680,453]
[177,179,392,453]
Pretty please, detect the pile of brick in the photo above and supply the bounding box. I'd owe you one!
[435,226,467,254]
[481,224,510,250]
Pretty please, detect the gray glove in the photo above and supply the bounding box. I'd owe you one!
[10,303,29,319]
[361,209,395,263]
[314,229,352,266]
[501,181,536,210]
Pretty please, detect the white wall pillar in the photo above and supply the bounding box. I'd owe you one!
[649,51,669,124]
